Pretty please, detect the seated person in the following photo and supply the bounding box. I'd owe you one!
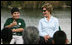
[52,31,69,44]
[22,26,39,44]
[38,3,60,44]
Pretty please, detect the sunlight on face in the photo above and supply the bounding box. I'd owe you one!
[12,12,20,19]
[43,8,50,17]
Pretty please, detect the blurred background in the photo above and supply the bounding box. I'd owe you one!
[1,1,71,44]
[1,1,71,9]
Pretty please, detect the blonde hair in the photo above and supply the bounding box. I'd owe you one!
[42,3,53,14]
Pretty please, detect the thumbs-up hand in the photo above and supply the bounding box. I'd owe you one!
[10,20,17,26]
[13,20,17,26]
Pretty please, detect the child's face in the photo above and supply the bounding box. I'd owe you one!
[12,12,20,19]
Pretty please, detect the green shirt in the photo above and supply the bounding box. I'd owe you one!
[4,18,26,36]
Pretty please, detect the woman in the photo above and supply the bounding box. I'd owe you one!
[38,3,60,44]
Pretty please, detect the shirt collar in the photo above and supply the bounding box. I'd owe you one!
[44,16,53,22]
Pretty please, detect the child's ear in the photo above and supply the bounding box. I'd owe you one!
[52,40,54,44]
[66,39,69,44]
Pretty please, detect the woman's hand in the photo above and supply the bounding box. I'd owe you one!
[44,35,51,42]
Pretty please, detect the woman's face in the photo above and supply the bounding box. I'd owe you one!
[43,8,50,17]
[12,12,20,19]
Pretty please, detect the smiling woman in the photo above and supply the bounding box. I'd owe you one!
[38,3,60,44]
[42,3,53,14]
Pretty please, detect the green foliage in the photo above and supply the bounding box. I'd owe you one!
[1,1,71,9]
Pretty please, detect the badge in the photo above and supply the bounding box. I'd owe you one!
[19,23,21,25]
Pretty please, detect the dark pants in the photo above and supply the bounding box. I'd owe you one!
[39,36,53,44]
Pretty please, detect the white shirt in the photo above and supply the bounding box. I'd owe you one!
[38,16,59,37]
